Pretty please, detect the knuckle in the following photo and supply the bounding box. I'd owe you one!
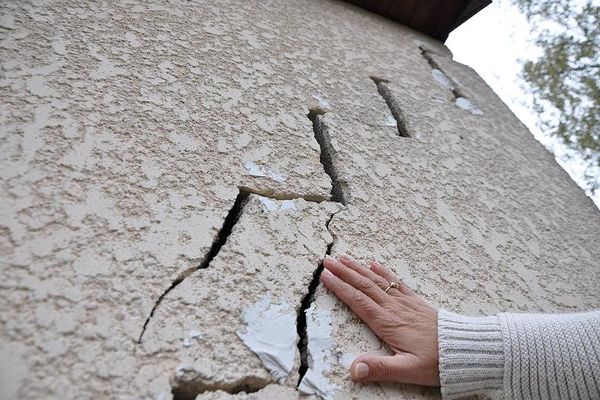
[375,278,388,289]
[349,291,366,305]
[374,359,391,379]
[382,304,398,314]
[357,279,375,292]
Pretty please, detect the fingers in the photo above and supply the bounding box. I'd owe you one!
[351,353,437,386]
[338,254,401,295]
[319,268,383,331]
[370,260,415,296]
[323,256,389,305]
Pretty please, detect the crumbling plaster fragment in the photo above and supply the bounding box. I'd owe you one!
[1,0,599,399]
[298,295,339,400]
[139,195,340,397]
[194,384,300,400]
[237,295,297,382]
[306,288,441,400]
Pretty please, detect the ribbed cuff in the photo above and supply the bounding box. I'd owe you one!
[438,309,505,399]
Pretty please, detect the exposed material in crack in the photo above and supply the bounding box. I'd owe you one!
[137,189,250,344]
[419,47,464,99]
[171,376,270,400]
[296,210,339,386]
[239,185,327,203]
[419,47,484,116]
[307,109,348,204]
[370,76,411,138]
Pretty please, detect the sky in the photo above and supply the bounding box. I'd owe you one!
[445,0,600,209]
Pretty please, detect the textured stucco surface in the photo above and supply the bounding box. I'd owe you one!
[1,0,599,399]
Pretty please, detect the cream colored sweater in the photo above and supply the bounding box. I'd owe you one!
[438,309,600,399]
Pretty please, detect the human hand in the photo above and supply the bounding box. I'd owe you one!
[320,254,440,386]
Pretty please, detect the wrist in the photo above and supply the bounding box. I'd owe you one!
[437,309,505,399]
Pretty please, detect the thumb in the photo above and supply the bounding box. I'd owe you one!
[350,353,418,383]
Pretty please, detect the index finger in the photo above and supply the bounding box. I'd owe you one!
[320,268,384,331]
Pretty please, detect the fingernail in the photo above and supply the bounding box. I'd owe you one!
[321,269,333,279]
[354,362,369,379]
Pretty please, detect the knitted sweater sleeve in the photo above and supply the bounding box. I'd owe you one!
[437,309,600,399]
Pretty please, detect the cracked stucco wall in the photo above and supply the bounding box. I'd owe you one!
[1,1,599,399]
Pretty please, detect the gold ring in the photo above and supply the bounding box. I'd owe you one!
[384,281,399,293]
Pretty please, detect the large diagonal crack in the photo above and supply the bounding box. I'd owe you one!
[137,189,250,344]
[141,106,348,398]
[137,184,338,344]
[370,76,411,138]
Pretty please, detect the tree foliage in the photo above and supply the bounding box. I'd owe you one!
[511,0,600,193]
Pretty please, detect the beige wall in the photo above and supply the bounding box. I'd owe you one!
[1,1,598,399]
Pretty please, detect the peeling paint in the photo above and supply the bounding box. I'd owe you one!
[455,97,484,115]
[244,160,286,182]
[298,304,338,400]
[237,295,297,382]
[384,114,397,127]
[339,352,358,369]
[182,329,202,347]
[258,197,297,212]
[312,94,330,110]
[431,68,452,90]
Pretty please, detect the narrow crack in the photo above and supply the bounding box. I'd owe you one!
[171,376,270,400]
[137,188,250,344]
[296,209,339,386]
[307,109,348,204]
[370,76,411,138]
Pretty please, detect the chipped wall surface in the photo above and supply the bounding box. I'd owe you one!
[0,1,599,400]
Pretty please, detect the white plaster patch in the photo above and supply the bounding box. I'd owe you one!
[339,352,358,369]
[384,114,397,127]
[236,295,296,382]
[243,160,285,182]
[431,68,453,90]
[455,97,484,116]
[312,94,330,110]
[182,329,202,347]
[298,304,338,400]
[259,197,297,213]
